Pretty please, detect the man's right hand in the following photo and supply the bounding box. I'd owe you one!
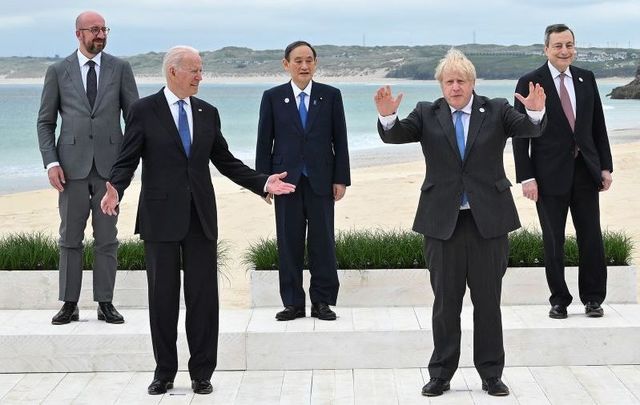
[48,166,66,192]
[374,85,403,116]
[101,182,119,216]
[522,180,539,202]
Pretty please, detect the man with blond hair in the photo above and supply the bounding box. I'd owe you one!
[374,49,546,397]
[37,11,138,325]
[101,46,296,395]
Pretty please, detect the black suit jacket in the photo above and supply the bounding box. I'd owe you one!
[109,89,268,242]
[379,95,543,240]
[513,64,613,194]
[255,81,350,196]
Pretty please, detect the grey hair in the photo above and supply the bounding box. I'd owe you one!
[434,48,476,83]
[544,24,574,47]
[162,45,200,77]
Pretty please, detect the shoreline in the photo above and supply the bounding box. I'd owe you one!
[0,75,634,86]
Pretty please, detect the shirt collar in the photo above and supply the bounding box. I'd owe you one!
[77,49,102,67]
[449,95,474,115]
[547,61,572,79]
[291,80,313,98]
[163,86,191,107]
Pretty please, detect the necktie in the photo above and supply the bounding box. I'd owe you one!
[177,100,191,157]
[86,60,97,109]
[299,92,308,130]
[454,111,469,206]
[559,73,575,132]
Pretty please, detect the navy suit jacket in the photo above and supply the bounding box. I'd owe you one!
[379,95,543,240]
[109,89,268,242]
[513,64,613,195]
[255,81,350,196]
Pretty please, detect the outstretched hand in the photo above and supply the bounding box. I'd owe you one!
[100,182,119,216]
[374,85,403,116]
[266,172,296,197]
[515,82,546,111]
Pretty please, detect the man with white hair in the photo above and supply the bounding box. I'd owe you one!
[375,49,546,397]
[101,46,296,395]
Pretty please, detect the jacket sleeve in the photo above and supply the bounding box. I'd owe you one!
[331,89,351,186]
[255,91,274,175]
[36,64,61,168]
[109,101,144,200]
[377,102,424,144]
[512,77,536,183]
[590,72,613,173]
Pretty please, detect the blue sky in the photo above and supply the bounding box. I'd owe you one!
[1,0,639,57]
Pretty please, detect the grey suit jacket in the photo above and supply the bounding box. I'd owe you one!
[37,51,139,180]
[378,94,543,240]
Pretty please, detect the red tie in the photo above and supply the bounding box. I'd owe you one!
[559,73,575,132]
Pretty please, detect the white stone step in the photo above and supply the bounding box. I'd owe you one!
[1,304,639,373]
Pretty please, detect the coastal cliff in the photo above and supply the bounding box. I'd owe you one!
[609,66,640,99]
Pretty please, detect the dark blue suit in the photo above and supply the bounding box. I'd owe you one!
[256,81,350,307]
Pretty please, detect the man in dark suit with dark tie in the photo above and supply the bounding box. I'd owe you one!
[375,49,546,397]
[256,41,351,321]
[37,11,139,325]
[101,46,295,395]
[513,24,613,320]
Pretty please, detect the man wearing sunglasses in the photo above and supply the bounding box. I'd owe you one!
[37,11,139,325]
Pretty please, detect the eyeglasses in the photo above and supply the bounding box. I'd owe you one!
[79,26,110,36]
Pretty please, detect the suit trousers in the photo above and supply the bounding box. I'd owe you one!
[144,204,219,381]
[274,175,339,307]
[536,153,607,307]
[424,210,508,380]
[58,164,118,302]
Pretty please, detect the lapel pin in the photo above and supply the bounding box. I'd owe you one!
[198,108,202,112]
[578,77,584,82]
[479,107,485,113]
[284,98,290,103]
[313,99,317,105]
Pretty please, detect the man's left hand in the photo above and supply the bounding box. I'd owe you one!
[266,172,296,195]
[600,170,613,191]
[333,184,346,201]
[515,82,546,111]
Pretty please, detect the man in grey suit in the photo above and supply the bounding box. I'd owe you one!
[375,49,546,397]
[37,11,139,325]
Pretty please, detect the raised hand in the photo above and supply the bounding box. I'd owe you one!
[100,182,119,216]
[374,85,403,116]
[266,172,296,195]
[515,82,546,111]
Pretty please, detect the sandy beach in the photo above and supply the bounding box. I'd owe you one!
[1,137,638,308]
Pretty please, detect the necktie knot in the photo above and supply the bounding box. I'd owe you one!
[86,60,96,68]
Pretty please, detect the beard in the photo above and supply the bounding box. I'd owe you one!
[86,38,106,54]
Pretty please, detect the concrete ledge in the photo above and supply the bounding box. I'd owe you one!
[1,304,639,373]
[251,266,637,307]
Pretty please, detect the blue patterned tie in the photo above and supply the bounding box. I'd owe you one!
[455,111,468,205]
[177,100,191,157]
[299,92,308,130]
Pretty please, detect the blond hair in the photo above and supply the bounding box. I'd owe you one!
[434,48,476,83]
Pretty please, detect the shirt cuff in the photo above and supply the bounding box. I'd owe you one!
[46,162,60,170]
[525,107,545,124]
[378,113,397,130]
[522,178,536,184]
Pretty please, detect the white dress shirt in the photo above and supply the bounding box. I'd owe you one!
[163,87,194,142]
[291,81,312,110]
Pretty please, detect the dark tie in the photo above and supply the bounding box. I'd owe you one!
[299,92,308,130]
[86,60,97,109]
[454,111,469,206]
[177,100,191,157]
[559,72,575,132]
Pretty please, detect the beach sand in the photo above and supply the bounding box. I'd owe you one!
[1,139,638,308]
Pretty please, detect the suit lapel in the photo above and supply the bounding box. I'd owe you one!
[64,52,92,112]
[570,65,585,132]
[151,89,187,155]
[464,95,487,160]
[93,53,114,112]
[435,99,461,163]
[282,84,305,134]
[190,97,204,153]
[306,82,323,131]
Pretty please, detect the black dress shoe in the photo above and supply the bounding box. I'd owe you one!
[51,302,79,325]
[275,305,305,321]
[98,302,125,324]
[421,378,450,396]
[311,302,337,321]
[147,378,173,395]
[482,377,510,396]
[585,301,604,317]
[191,379,213,394]
[549,304,568,319]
